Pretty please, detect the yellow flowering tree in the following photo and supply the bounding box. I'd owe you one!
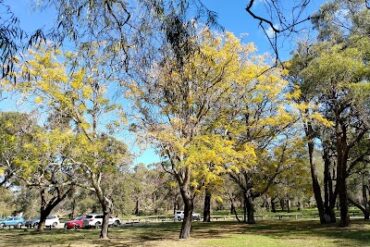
[128,30,274,238]
[14,46,129,238]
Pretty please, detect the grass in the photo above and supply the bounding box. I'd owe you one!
[0,220,369,246]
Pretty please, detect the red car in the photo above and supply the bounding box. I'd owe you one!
[64,215,86,229]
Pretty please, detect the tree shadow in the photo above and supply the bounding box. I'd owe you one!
[0,220,369,246]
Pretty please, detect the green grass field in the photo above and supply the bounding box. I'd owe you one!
[0,220,369,247]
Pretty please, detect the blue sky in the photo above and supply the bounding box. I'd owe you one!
[2,0,325,165]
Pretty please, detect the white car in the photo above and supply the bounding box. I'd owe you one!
[174,211,201,221]
[83,214,121,228]
[33,215,60,228]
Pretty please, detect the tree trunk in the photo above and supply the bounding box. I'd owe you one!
[230,201,234,214]
[99,210,110,239]
[280,198,285,211]
[70,198,76,219]
[37,188,64,232]
[264,197,270,211]
[173,197,177,218]
[362,174,369,220]
[179,197,193,239]
[337,166,349,226]
[287,198,291,213]
[271,198,276,213]
[246,196,256,224]
[323,142,337,223]
[306,125,327,224]
[203,189,211,222]
[37,189,47,232]
[243,193,247,223]
[336,131,350,227]
[134,199,140,216]
[364,211,370,220]
[230,197,241,222]
[92,173,113,239]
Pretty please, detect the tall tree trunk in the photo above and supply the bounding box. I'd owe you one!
[306,122,327,224]
[203,189,211,222]
[179,196,193,239]
[336,124,350,227]
[323,142,337,223]
[337,162,349,226]
[246,196,256,224]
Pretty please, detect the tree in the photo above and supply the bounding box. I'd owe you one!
[219,49,300,224]
[288,33,370,226]
[14,47,130,238]
[0,112,35,187]
[128,30,258,239]
[12,119,77,231]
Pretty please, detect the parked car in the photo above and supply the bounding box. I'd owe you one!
[174,211,201,221]
[32,215,60,228]
[64,215,86,229]
[25,218,39,228]
[83,214,121,228]
[0,216,25,228]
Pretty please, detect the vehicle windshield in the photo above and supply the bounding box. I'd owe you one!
[86,215,94,219]
[46,216,55,219]
[75,216,83,220]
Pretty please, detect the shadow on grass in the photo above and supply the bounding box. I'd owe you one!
[0,220,369,246]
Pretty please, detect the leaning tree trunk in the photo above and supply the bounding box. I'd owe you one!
[37,187,71,231]
[348,197,369,220]
[203,189,211,222]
